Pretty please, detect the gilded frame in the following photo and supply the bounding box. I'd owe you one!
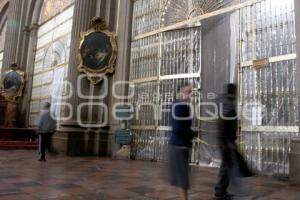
[0,64,26,102]
[78,18,117,84]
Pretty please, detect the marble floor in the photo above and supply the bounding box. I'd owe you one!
[0,150,299,200]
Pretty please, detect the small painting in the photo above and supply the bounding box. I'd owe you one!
[0,64,25,101]
[80,32,113,71]
[3,71,22,96]
[78,17,117,84]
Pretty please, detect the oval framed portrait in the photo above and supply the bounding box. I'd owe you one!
[1,64,26,101]
[78,18,117,84]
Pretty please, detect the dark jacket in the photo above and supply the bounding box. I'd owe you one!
[217,94,237,148]
[218,94,253,177]
[169,99,194,147]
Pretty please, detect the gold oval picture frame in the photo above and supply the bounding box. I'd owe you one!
[78,18,117,84]
[0,63,26,102]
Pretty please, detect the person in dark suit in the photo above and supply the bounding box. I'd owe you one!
[214,83,253,200]
[168,83,195,200]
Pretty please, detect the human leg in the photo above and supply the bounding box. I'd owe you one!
[180,188,188,200]
[39,135,46,161]
[215,161,230,198]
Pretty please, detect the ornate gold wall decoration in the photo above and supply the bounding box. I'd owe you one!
[39,0,74,23]
[160,0,229,27]
[0,63,26,102]
[78,17,117,84]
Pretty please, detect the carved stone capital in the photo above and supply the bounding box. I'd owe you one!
[29,24,39,35]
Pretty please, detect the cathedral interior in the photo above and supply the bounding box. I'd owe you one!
[0,0,300,199]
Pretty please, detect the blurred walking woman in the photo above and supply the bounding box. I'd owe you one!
[168,84,195,200]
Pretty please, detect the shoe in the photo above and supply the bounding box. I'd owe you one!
[215,194,234,200]
[38,158,46,162]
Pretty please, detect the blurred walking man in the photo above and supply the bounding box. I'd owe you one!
[36,102,57,161]
[214,83,253,200]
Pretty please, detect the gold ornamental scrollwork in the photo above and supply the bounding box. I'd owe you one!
[78,17,117,84]
[0,63,26,102]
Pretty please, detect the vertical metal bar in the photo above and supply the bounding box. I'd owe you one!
[149,37,152,77]
[267,0,272,57]
[147,36,154,77]
[141,40,144,79]
[152,36,155,77]
[274,63,280,125]
[286,60,291,125]
[145,37,148,78]
[280,61,284,125]
[279,1,284,56]
[270,62,275,126]
[250,132,253,171]
[283,132,287,174]
[146,130,149,160]
[292,60,297,125]
[175,31,178,75]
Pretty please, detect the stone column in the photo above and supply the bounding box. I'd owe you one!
[96,0,106,18]
[15,0,30,68]
[85,0,132,157]
[19,24,39,127]
[17,0,42,127]
[74,0,118,157]
[106,0,133,157]
[53,0,97,156]
[105,0,117,31]
[1,0,32,127]
[1,0,27,71]
[66,0,97,123]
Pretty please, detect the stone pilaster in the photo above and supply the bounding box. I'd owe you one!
[1,0,32,127]
[79,0,118,157]
[85,0,132,157]
[66,0,97,123]
[105,0,117,31]
[53,0,98,156]
[96,0,106,18]
[19,24,39,127]
[2,0,27,71]
[106,0,133,157]
[54,0,133,157]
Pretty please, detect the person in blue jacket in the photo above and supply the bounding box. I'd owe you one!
[168,83,195,200]
[36,102,57,161]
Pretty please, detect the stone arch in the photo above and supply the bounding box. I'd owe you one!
[43,41,67,68]
[0,1,8,52]
[29,0,45,26]
[0,0,9,31]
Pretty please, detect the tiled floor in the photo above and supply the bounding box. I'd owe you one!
[0,150,299,200]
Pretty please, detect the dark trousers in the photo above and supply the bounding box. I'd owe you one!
[215,148,243,197]
[168,145,190,190]
[215,160,230,196]
[39,133,52,159]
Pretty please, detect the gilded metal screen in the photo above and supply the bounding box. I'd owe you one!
[239,0,299,176]
[130,0,203,161]
[129,0,299,176]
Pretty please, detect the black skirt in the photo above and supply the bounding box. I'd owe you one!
[168,145,190,190]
